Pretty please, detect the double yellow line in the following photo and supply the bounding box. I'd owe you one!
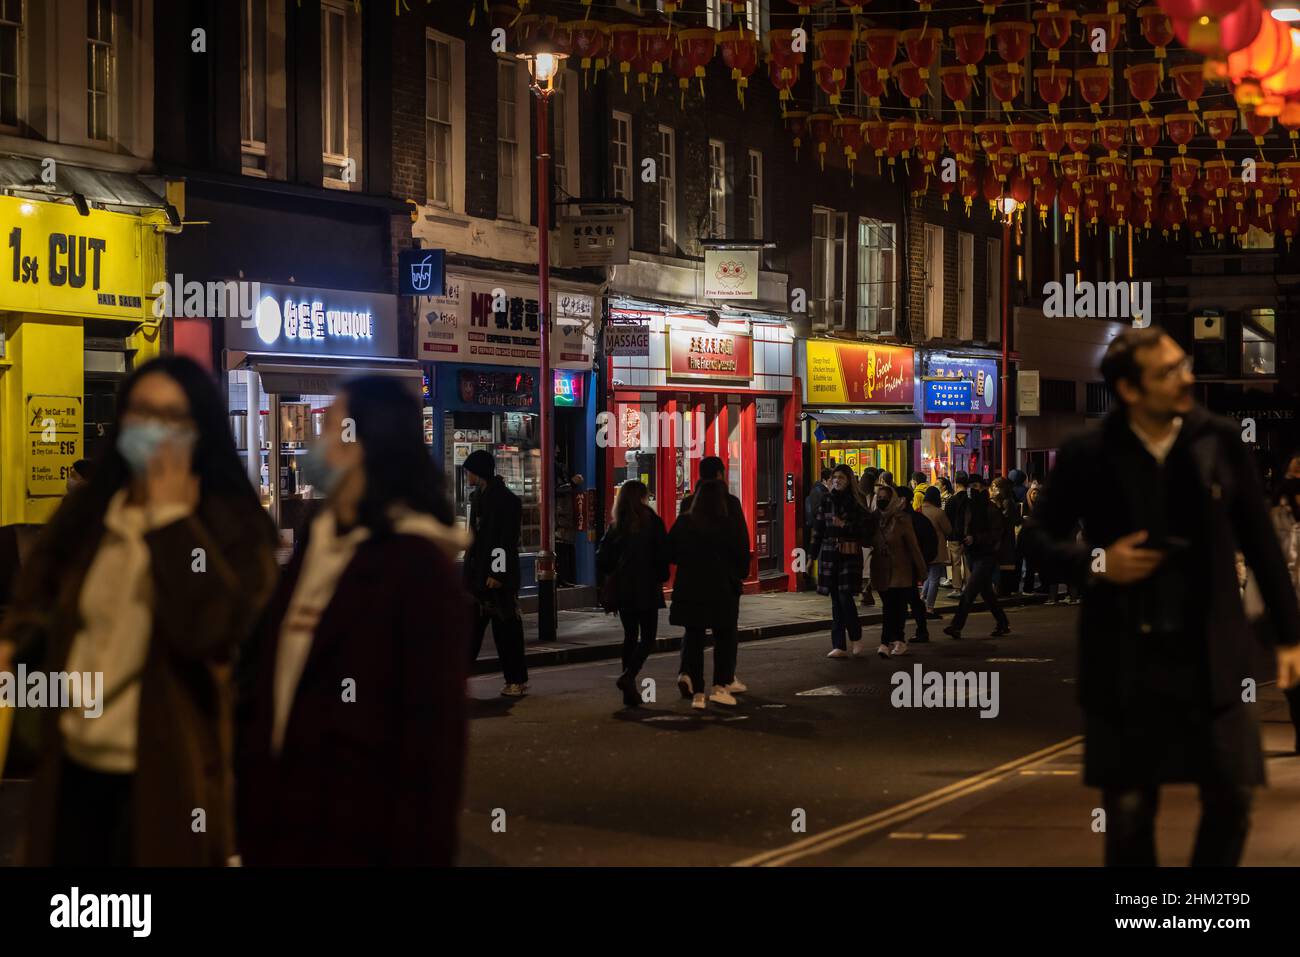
[731,735,1084,867]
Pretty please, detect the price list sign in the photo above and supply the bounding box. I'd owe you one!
[26,394,82,495]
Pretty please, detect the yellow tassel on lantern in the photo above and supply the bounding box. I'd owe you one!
[1091,103,1101,115]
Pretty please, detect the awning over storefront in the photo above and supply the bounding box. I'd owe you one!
[805,410,922,440]
[0,155,168,211]
[241,354,423,396]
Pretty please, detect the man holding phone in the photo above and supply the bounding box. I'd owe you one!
[1025,327,1300,867]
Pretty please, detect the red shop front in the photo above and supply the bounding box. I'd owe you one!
[604,309,800,592]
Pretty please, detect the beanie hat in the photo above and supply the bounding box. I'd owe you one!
[463,450,495,480]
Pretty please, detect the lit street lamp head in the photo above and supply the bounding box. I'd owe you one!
[518,44,568,92]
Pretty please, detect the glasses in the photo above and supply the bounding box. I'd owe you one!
[1151,355,1194,383]
[122,402,195,427]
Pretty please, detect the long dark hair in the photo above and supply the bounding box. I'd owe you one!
[687,478,730,529]
[832,464,870,512]
[612,480,649,532]
[37,355,269,569]
[341,375,454,534]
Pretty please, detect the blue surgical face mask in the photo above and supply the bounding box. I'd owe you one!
[300,442,344,496]
[116,421,194,475]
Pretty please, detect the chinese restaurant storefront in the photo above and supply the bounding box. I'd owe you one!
[0,193,167,526]
[800,339,919,484]
[605,305,799,589]
[417,270,599,590]
[915,351,1000,481]
[222,283,419,548]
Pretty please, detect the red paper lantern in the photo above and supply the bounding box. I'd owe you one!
[1170,155,1201,194]
[983,164,1004,209]
[960,164,982,213]
[1097,118,1128,157]
[856,60,887,107]
[1203,108,1237,147]
[718,27,759,104]
[1259,30,1300,107]
[808,112,836,169]
[609,24,640,92]
[941,65,973,114]
[785,110,809,159]
[909,163,932,198]
[1076,67,1111,114]
[1138,5,1175,59]
[1010,169,1032,204]
[1134,158,1164,194]
[1007,123,1037,155]
[992,21,1033,73]
[1124,63,1162,112]
[1097,156,1125,186]
[1133,193,1157,229]
[1278,159,1300,195]
[987,64,1022,113]
[892,62,928,108]
[1080,13,1124,67]
[1275,198,1298,241]
[944,123,977,158]
[1169,65,1206,110]
[1059,180,1081,223]
[834,117,865,179]
[901,25,941,79]
[916,121,944,164]
[815,28,854,76]
[950,25,987,77]
[1035,67,1071,116]
[636,26,673,92]
[888,119,917,168]
[1159,191,1186,235]
[515,13,557,53]
[1033,176,1058,224]
[1220,9,1291,97]
[1171,0,1262,56]
[565,20,610,74]
[864,28,900,81]
[976,121,1005,155]
[1165,112,1198,153]
[1204,157,1233,196]
[815,60,847,104]
[1131,115,1163,155]
[1063,121,1093,154]
[765,28,802,104]
[1157,0,1248,23]
[1060,153,1090,183]
[1037,121,1067,158]
[1033,10,1075,63]
[864,118,891,170]
[1025,150,1051,183]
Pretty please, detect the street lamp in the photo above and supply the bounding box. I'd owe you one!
[519,42,568,642]
[998,195,1016,478]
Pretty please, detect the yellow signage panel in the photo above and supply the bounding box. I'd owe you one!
[805,340,850,404]
[0,195,151,320]
[26,394,82,496]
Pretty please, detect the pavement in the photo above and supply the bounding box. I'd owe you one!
[472,585,1055,674]
[460,602,1300,867]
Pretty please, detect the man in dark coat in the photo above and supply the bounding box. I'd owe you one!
[803,468,832,589]
[942,474,1011,638]
[463,450,528,697]
[1024,327,1300,867]
[944,472,971,598]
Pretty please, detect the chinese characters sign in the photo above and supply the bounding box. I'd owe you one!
[804,340,915,406]
[555,212,630,267]
[418,276,595,370]
[26,395,81,496]
[666,328,754,381]
[923,354,998,423]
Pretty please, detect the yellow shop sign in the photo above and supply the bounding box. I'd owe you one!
[0,194,153,320]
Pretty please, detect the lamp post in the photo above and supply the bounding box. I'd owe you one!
[998,194,1016,477]
[520,45,567,642]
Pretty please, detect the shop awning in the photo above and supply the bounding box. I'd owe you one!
[805,410,922,440]
[0,155,168,211]
[243,355,423,396]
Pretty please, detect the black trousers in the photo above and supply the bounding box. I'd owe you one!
[881,588,912,645]
[949,555,1009,632]
[470,600,528,685]
[829,588,863,650]
[681,624,737,692]
[52,756,134,867]
[618,606,659,676]
[1102,783,1253,867]
[907,585,929,637]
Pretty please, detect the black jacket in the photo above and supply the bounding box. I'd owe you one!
[963,491,1004,559]
[945,489,970,540]
[668,512,750,629]
[994,497,1021,565]
[804,482,829,529]
[462,476,522,599]
[597,510,670,612]
[1024,406,1300,717]
[679,487,752,579]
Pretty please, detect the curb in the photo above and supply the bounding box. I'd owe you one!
[471,594,1052,676]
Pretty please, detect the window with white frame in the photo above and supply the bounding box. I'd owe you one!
[497,60,519,219]
[924,225,944,339]
[241,0,268,174]
[744,0,768,41]
[321,0,351,183]
[1243,308,1276,375]
[857,217,895,335]
[548,70,579,202]
[87,0,113,141]
[812,207,847,328]
[958,231,974,340]
[705,0,729,30]
[0,0,21,130]
[986,236,1002,342]
[612,110,632,203]
[658,125,676,254]
[747,149,763,240]
[426,31,465,208]
[708,139,727,239]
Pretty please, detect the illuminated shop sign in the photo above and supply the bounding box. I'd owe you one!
[554,369,585,407]
[224,283,399,359]
[923,378,973,413]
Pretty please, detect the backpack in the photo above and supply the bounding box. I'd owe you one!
[910,509,939,565]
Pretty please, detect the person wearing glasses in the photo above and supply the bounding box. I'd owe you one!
[0,357,278,866]
[1024,327,1300,867]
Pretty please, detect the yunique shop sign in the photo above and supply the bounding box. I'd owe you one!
[702,247,760,300]
[224,283,400,359]
[25,394,81,496]
[804,340,915,406]
[0,195,151,320]
[417,275,596,370]
[666,327,754,381]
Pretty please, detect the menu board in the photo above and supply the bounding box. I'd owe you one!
[26,394,82,496]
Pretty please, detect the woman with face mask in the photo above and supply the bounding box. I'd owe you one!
[0,357,278,865]
[236,376,472,865]
[811,465,873,658]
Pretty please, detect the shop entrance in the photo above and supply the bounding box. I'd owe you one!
[756,426,783,574]
[815,438,907,482]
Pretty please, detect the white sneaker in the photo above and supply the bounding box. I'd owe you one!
[709,686,738,706]
[850,640,865,658]
[890,641,909,656]
[877,643,890,659]
[827,648,849,659]
[725,678,748,693]
[501,683,529,697]
[691,693,707,710]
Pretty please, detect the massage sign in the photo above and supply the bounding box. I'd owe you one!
[666,327,754,381]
